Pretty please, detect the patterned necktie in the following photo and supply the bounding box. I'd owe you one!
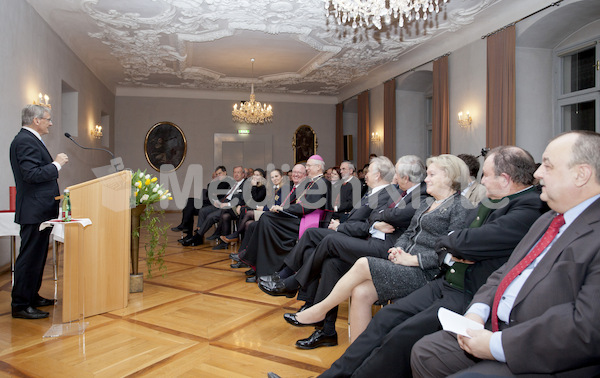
[281,186,296,207]
[388,190,408,208]
[223,182,238,202]
[491,214,565,331]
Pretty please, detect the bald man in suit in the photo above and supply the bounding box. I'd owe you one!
[10,104,68,319]
[412,131,600,377]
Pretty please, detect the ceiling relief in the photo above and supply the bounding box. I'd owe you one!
[29,0,503,95]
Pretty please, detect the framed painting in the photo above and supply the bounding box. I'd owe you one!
[144,121,186,172]
[292,125,318,164]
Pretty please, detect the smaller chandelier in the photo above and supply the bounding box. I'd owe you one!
[326,0,447,29]
[232,59,273,124]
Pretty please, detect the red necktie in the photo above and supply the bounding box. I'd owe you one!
[281,186,296,207]
[491,214,565,331]
[388,190,408,208]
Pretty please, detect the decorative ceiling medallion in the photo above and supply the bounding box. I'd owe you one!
[74,0,501,95]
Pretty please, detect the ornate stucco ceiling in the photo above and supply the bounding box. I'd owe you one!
[26,0,543,97]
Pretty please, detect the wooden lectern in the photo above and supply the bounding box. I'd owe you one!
[61,171,131,323]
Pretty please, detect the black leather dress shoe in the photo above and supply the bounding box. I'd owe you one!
[230,261,249,269]
[295,329,338,349]
[171,225,184,232]
[229,254,240,262]
[283,313,324,328]
[245,269,256,277]
[12,306,49,319]
[258,273,281,283]
[212,243,229,250]
[245,276,257,283]
[182,234,203,246]
[178,234,193,244]
[258,280,298,298]
[33,297,56,307]
[206,233,220,241]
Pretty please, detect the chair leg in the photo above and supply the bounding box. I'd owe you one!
[10,236,16,287]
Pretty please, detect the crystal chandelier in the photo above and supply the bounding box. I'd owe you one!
[232,59,273,124]
[326,0,447,29]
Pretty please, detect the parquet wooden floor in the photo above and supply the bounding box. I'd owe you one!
[0,212,350,377]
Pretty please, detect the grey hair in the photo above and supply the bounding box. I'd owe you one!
[369,156,395,182]
[342,160,355,172]
[396,155,426,183]
[22,104,51,126]
[312,159,325,172]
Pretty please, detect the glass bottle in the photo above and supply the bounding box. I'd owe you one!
[62,189,72,222]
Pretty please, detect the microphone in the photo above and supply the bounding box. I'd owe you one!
[64,132,115,158]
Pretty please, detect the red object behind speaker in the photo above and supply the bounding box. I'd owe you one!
[9,186,16,211]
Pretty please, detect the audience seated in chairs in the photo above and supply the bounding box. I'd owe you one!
[272,155,471,350]
[171,166,227,234]
[180,166,246,246]
[213,168,267,250]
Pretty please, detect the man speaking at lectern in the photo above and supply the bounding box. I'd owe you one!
[10,104,69,319]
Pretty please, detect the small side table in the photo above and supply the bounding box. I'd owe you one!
[40,218,92,338]
[0,211,19,285]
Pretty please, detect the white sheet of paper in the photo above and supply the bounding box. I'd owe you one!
[438,307,484,338]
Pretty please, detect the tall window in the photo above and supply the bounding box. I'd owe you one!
[557,41,599,132]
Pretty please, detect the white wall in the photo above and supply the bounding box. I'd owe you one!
[396,90,426,159]
[0,1,115,266]
[449,38,487,157]
[515,47,554,161]
[115,96,335,209]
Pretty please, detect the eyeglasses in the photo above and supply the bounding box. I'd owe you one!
[38,117,52,122]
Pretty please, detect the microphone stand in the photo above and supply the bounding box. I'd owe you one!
[64,133,123,172]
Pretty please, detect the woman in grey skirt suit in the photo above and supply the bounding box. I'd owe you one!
[291,154,470,342]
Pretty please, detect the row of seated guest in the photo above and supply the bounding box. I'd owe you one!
[211,169,268,250]
[237,156,332,281]
[229,164,308,278]
[265,134,600,378]
[177,165,247,246]
[219,169,282,246]
[171,165,228,233]
[259,154,472,349]
[229,161,364,281]
[303,147,546,377]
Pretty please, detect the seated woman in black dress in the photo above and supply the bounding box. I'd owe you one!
[220,168,272,244]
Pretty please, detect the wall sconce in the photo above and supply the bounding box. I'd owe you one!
[92,124,103,139]
[371,132,381,142]
[457,111,472,128]
[33,93,51,108]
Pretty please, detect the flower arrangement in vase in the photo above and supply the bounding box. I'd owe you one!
[131,169,172,281]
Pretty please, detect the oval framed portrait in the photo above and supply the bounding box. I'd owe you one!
[144,121,187,172]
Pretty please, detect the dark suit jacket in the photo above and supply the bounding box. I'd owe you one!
[10,128,60,224]
[471,197,600,374]
[436,188,545,304]
[336,186,392,236]
[287,175,331,217]
[367,183,430,247]
[334,176,361,214]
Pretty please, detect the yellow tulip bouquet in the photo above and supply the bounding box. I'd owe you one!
[131,169,172,278]
[132,169,173,206]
